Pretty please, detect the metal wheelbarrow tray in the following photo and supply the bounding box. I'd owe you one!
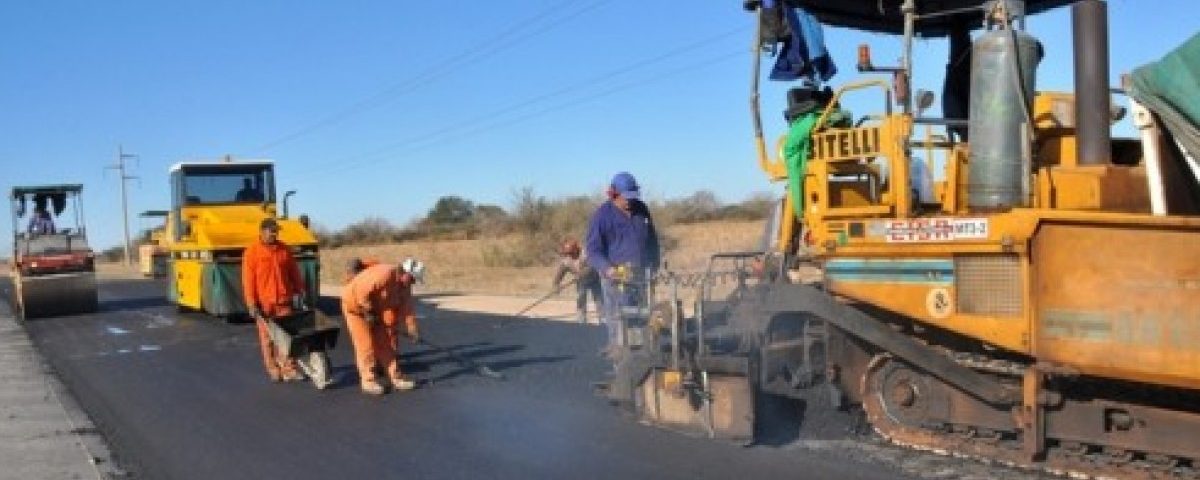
[264,310,340,389]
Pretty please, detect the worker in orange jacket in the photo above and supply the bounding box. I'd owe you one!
[242,218,306,382]
[343,257,398,349]
[344,257,426,349]
[342,259,419,395]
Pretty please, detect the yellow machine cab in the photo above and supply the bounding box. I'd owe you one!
[164,160,319,318]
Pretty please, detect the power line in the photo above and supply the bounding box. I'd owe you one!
[292,25,749,177]
[251,0,614,153]
[403,50,747,153]
[293,48,745,180]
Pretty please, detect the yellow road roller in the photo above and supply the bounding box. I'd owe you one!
[163,159,319,318]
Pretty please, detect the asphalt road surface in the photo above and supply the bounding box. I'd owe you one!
[3,276,940,480]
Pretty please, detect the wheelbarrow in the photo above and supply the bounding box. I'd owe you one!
[264,309,340,390]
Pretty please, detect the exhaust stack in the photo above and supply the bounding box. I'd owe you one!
[1072,0,1111,165]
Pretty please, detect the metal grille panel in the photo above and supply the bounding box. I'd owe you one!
[955,255,1022,316]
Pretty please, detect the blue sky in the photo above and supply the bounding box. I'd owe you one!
[1,0,1196,251]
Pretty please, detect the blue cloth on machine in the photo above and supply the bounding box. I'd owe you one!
[767,5,837,83]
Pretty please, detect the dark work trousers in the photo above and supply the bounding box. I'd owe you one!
[576,277,603,322]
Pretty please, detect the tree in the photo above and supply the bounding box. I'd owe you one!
[511,187,550,235]
[474,204,507,219]
[337,217,400,245]
[473,204,509,235]
[425,196,476,225]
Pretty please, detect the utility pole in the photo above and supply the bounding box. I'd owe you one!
[107,146,138,266]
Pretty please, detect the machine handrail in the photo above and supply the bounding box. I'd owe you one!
[813,79,893,135]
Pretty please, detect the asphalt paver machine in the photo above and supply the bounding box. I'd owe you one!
[608,1,1200,477]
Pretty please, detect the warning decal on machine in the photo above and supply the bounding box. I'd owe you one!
[876,218,989,243]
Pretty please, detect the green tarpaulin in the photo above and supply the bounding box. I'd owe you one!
[1128,30,1200,212]
[1130,31,1200,163]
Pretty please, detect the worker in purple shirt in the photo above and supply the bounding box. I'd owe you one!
[26,206,56,235]
[585,172,661,358]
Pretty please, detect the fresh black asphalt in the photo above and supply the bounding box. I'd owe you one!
[4,276,917,480]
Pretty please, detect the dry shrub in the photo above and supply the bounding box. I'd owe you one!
[318,220,764,296]
[316,189,776,271]
[479,189,600,268]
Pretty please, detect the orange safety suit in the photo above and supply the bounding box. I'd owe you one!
[342,257,381,284]
[242,239,305,379]
[341,263,417,387]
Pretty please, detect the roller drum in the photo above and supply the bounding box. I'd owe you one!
[16,271,99,319]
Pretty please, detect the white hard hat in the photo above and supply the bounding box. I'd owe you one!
[401,257,426,284]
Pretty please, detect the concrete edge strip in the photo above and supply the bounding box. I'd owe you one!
[0,281,124,479]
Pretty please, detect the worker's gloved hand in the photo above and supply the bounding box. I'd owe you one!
[291,294,305,311]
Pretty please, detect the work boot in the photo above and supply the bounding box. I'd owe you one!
[266,369,283,383]
[361,380,386,396]
[390,376,416,392]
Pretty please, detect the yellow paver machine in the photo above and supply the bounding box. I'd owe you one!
[610,1,1200,477]
[163,159,319,319]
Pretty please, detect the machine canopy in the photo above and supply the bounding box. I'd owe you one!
[749,0,1072,37]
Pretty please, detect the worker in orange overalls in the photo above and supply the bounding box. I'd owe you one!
[242,218,307,382]
[341,259,419,395]
[344,257,425,348]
